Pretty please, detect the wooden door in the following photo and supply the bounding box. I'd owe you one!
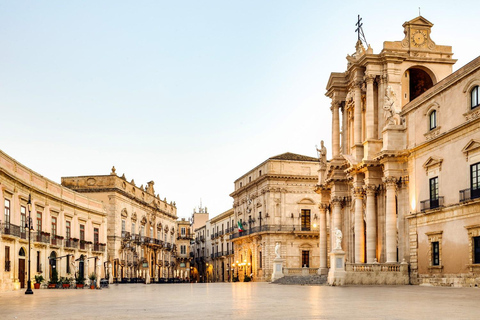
[19,259,25,288]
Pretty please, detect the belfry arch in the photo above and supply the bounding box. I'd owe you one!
[402,66,435,105]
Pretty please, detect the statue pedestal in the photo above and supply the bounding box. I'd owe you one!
[327,250,346,286]
[271,258,285,281]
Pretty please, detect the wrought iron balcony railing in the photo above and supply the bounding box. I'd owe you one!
[420,197,444,212]
[460,188,480,202]
[229,224,319,240]
[1,223,21,238]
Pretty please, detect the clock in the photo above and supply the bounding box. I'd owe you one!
[412,30,427,47]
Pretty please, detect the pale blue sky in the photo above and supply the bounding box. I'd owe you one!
[1,1,479,219]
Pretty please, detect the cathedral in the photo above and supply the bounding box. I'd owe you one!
[317,16,480,286]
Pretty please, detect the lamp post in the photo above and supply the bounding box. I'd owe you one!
[25,194,33,294]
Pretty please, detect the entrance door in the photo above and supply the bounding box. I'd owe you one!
[19,258,26,288]
[302,250,310,268]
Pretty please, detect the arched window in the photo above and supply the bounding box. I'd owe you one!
[429,110,437,130]
[472,86,479,109]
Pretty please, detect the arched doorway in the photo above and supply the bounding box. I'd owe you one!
[402,67,435,105]
[49,251,57,281]
[19,248,26,288]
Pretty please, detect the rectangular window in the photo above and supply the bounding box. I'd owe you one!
[301,209,311,231]
[432,241,440,266]
[131,222,135,235]
[4,199,10,225]
[66,221,71,239]
[474,236,480,264]
[259,251,262,268]
[51,217,57,237]
[150,226,153,238]
[36,211,42,232]
[121,220,126,233]
[80,224,85,241]
[141,225,145,237]
[429,177,439,209]
[21,206,26,229]
[471,162,480,200]
[181,227,186,236]
[429,110,436,130]
[94,227,99,243]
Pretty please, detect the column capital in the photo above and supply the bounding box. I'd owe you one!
[330,100,341,110]
[319,203,330,211]
[330,196,344,208]
[364,74,375,84]
[363,184,378,195]
[382,176,398,188]
[353,187,365,199]
[353,81,363,90]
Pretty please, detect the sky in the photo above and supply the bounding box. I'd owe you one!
[1,1,480,220]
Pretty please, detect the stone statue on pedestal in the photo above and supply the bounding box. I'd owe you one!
[334,227,343,250]
[316,140,327,167]
[275,242,281,259]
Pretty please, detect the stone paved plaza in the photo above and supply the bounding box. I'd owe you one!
[0,283,479,319]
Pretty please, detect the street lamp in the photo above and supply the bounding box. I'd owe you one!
[25,194,34,295]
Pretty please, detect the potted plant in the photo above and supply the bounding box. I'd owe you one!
[34,274,44,289]
[48,269,59,288]
[61,276,72,289]
[75,275,85,288]
[89,273,96,289]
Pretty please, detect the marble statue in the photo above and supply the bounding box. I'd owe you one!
[334,227,343,250]
[275,242,281,259]
[316,140,327,167]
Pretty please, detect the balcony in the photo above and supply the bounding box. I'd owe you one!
[65,239,78,249]
[50,236,63,247]
[218,230,224,237]
[229,224,319,240]
[460,188,480,202]
[121,231,131,239]
[35,232,50,244]
[93,243,106,253]
[79,241,91,250]
[200,235,205,242]
[420,197,444,212]
[1,223,21,238]
[210,234,215,240]
[165,242,172,251]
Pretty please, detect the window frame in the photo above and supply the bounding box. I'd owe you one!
[429,109,437,130]
[471,85,479,110]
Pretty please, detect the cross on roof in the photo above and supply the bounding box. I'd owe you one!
[355,14,368,47]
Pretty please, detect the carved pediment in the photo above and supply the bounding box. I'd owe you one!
[297,198,315,205]
[121,208,128,218]
[141,216,147,225]
[462,139,480,160]
[423,156,443,173]
[157,222,162,230]
[131,212,137,222]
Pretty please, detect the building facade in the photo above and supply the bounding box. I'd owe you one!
[208,208,234,282]
[0,149,107,291]
[175,218,193,281]
[319,16,480,286]
[62,168,178,283]
[230,152,321,282]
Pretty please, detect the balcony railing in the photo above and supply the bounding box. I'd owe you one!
[230,224,319,240]
[420,197,444,212]
[93,243,106,252]
[165,242,172,250]
[460,188,480,202]
[51,236,63,247]
[35,232,50,244]
[121,231,131,239]
[210,234,215,240]
[200,236,205,242]
[1,223,21,238]
[65,239,78,249]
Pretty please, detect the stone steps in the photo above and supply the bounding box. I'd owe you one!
[272,274,327,285]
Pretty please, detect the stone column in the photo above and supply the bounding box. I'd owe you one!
[353,187,365,263]
[364,184,377,263]
[378,75,386,131]
[318,204,328,274]
[330,198,343,251]
[341,106,347,155]
[331,101,340,158]
[384,177,398,263]
[354,82,362,145]
[365,75,375,140]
